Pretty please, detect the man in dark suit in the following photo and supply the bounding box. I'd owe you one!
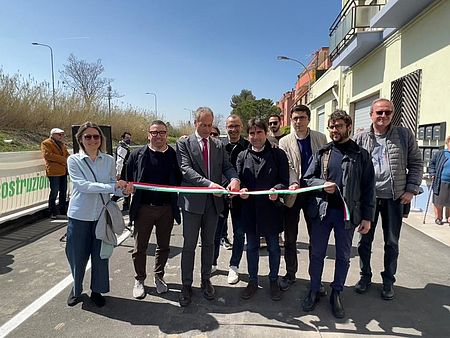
[176,107,240,306]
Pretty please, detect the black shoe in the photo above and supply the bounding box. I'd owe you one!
[319,283,327,297]
[179,285,192,307]
[355,278,372,294]
[241,281,258,300]
[279,274,295,291]
[201,279,215,300]
[90,292,105,307]
[330,290,345,318]
[435,218,444,225]
[381,284,395,300]
[221,237,233,250]
[67,288,81,307]
[270,281,282,301]
[302,290,319,312]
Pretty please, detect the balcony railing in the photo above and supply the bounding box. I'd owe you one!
[329,0,386,61]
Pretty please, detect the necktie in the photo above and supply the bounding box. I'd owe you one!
[202,138,209,177]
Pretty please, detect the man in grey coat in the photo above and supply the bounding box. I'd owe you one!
[176,107,240,306]
[353,98,423,300]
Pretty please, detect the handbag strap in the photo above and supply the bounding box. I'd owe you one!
[83,158,108,206]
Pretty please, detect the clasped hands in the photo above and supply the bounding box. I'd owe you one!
[115,180,134,196]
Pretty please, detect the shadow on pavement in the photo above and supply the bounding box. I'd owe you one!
[81,280,450,336]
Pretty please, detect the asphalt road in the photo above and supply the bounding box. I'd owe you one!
[1,214,449,337]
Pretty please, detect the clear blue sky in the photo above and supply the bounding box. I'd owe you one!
[0,0,340,125]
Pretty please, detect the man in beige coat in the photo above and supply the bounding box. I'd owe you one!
[278,105,327,290]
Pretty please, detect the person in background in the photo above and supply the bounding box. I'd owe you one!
[302,110,375,318]
[127,120,182,299]
[429,135,450,225]
[353,98,423,301]
[65,121,130,308]
[114,132,132,211]
[41,127,70,219]
[268,114,286,145]
[176,107,240,307]
[278,105,327,292]
[237,118,289,301]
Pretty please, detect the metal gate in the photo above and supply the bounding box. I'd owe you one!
[390,70,422,134]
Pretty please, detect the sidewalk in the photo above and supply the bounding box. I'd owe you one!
[403,209,450,247]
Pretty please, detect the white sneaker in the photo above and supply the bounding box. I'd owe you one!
[154,275,168,294]
[133,280,145,299]
[211,265,217,274]
[228,266,239,284]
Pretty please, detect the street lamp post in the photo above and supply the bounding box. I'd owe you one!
[145,92,158,118]
[32,42,56,110]
[277,55,312,104]
[184,108,193,124]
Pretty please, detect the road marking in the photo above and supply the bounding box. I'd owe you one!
[0,231,131,338]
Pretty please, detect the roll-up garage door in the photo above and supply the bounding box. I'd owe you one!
[317,106,325,134]
[353,94,379,134]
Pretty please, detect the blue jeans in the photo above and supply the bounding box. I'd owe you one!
[309,208,355,292]
[213,201,229,266]
[229,206,245,268]
[357,198,403,285]
[246,231,280,282]
[48,175,68,215]
[65,218,109,297]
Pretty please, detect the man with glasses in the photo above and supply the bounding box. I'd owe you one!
[212,114,250,284]
[268,114,286,145]
[177,107,240,306]
[302,110,375,318]
[41,128,70,219]
[353,98,423,301]
[126,120,182,299]
[278,105,327,291]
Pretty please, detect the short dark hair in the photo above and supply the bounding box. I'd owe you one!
[328,110,352,127]
[246,118,268,133]
[268,114,281,122]
[212,125,220,135]
[75,121,106,153]
[121,132,131,139]
[290,105,311,119]
[149,120,167,130]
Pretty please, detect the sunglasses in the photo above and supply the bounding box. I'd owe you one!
[374,110,393,116]
[269,121,279,126]
[327,124,346,130]
[148,130,167,137]
[83,134,101,140]
[210,132,219,137]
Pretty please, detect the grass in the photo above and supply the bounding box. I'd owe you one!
[0,69,195,152]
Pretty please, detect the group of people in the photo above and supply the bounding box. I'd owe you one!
[42,98,435,319]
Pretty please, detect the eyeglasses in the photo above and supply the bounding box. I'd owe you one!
[374,110,393,116]
[210,132,219,137]
[148,130,167,137]
[269,121,279,126]
[83,134,101,140]
[327,124,346,131]
[227,124,241,129]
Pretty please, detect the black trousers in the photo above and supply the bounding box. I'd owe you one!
[283,193,313,279]
[357,198,403,285]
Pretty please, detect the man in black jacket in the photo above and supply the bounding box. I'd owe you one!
[127,120,182,299]
[302,110,375,318]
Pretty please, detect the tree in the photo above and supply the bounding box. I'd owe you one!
[230,91,281,124]
[230,89,256,109]
[60,54,112,107]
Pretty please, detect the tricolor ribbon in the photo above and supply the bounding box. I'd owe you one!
[132,182,351,221]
